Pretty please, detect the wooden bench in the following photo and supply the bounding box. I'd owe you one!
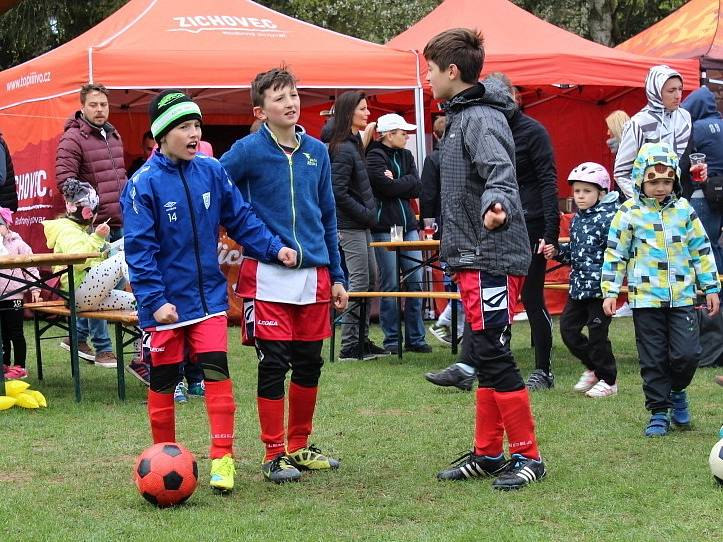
[25,301,140,401]
[330,291,462,361]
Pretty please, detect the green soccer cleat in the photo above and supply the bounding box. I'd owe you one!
[210,454,235,492]
[287,445,340,471]
[262,454,302,484]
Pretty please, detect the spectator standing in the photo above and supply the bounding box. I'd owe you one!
[127,130,156,177]
[367,113,431,353]
[55,83,127,368]
[327,91,387,361]
[0,132,18,211]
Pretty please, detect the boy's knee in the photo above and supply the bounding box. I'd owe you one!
[150,363,180,393]
[196,351,229,381]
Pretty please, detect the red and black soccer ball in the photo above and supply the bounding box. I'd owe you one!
[134,442,198,507]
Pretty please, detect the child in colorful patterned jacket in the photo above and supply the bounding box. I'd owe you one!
[601,142,720,437]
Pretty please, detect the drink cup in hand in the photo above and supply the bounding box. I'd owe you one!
[390,225,404,242]
[690,153,706,183]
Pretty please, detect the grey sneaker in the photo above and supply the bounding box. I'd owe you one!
[94,351,118,368]
[425,364,475,391]
[429,323,452,346]
[59,337,95,362]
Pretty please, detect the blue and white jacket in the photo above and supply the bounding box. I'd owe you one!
[555,191,619,300]
[220,124,345,285]
[121,152,283,329]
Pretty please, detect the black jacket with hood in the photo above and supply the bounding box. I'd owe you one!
[365,140,420,233]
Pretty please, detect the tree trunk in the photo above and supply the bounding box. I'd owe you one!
[588,0,613,46]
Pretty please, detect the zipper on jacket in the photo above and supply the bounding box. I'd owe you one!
[660,207,674,303]
[102,132,123,219]
[272,137,303,268]
[391,154,407,229]
[178,163,209,314]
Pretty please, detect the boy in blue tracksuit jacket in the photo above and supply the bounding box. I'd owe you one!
[121,90,297,494]
[220,68,348,484]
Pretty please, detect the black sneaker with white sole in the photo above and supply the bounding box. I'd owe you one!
[437,451,507,481]
[338,346,376,361]
[366,340,392,357]
[492,454,546,490]
[425,364,475,391]
[526,369,554,391]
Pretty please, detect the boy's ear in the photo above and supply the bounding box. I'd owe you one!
[447,63,461,81]
[252,106,267,121]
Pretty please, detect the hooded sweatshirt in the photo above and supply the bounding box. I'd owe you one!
[438,79,530,275]
[602,142,719,308]
[0,231,40,300]
[682,85,723,177]
[614,66,692,199]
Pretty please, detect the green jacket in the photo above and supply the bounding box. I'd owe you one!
[42,218,106,291]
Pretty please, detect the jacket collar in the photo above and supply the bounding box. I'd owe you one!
[441,83,486,113]
[71,111,117,138]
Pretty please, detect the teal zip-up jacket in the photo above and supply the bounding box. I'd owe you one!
[602,142,720,308]
[366,140,420,233]
[220,124,345,286]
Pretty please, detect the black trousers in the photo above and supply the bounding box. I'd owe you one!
[560,297,616,384]
[522,243,553,374]
[0,300,26,367]
[457,322,524,392]
[632,306,700,412]
[256,339,324,399]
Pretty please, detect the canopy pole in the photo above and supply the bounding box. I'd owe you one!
[414,86,426,168]
[88,47,94,84]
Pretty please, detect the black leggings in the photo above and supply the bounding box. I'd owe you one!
[1,300,26,367]
[458,322,525,392]
[256,339,324,400]
[521,250,553,373]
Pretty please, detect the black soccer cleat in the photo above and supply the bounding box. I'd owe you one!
[492,454,546,490]
[437,450,507,480]
[425,364,475,391]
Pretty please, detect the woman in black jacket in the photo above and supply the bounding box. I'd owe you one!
[367,113,431,353]
[328,91,386,360]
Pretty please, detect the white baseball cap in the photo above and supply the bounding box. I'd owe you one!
[376,113,416,133]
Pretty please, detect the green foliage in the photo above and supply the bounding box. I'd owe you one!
[0,0,129,70]
[1,320,722,540]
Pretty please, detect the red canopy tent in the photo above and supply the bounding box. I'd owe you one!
[0,0,421,254]
[387,0,700,196]
[617,0,723,71]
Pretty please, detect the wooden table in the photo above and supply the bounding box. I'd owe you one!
[369,240,461,357]
[0,252,99,401]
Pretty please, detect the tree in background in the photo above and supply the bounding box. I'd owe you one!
[0,0,692,70]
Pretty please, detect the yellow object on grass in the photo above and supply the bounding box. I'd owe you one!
[26,390,47,407]
[14,392,39,409]
[0,396,16,410]
[4,379,30,397]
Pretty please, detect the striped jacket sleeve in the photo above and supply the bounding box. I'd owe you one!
[613,121,639,199]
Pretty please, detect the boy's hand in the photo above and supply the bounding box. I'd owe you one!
[705,292,720,316]
[483,203,507,230]
[31,290,41,303]
[332,283,349,311]
[542,243,557,260]
[95,223,110,238]
[154,303,178,324]
[278,247,297,268]
[602,298,617,317]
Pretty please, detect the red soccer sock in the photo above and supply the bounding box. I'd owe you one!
[287,382,318,453]
[204,379,236,459]
[474,387,504,457]
[147,389,175,444]
[257,396,286,461]
[494,388,540,460]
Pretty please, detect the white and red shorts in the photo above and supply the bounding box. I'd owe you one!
[236,258,332,344]
[144,315,227,367]
[455,270,524,331]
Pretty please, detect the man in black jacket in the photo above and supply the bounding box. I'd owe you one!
[367,113,431,353]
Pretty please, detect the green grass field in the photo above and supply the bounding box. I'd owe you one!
[1,318,721,541]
